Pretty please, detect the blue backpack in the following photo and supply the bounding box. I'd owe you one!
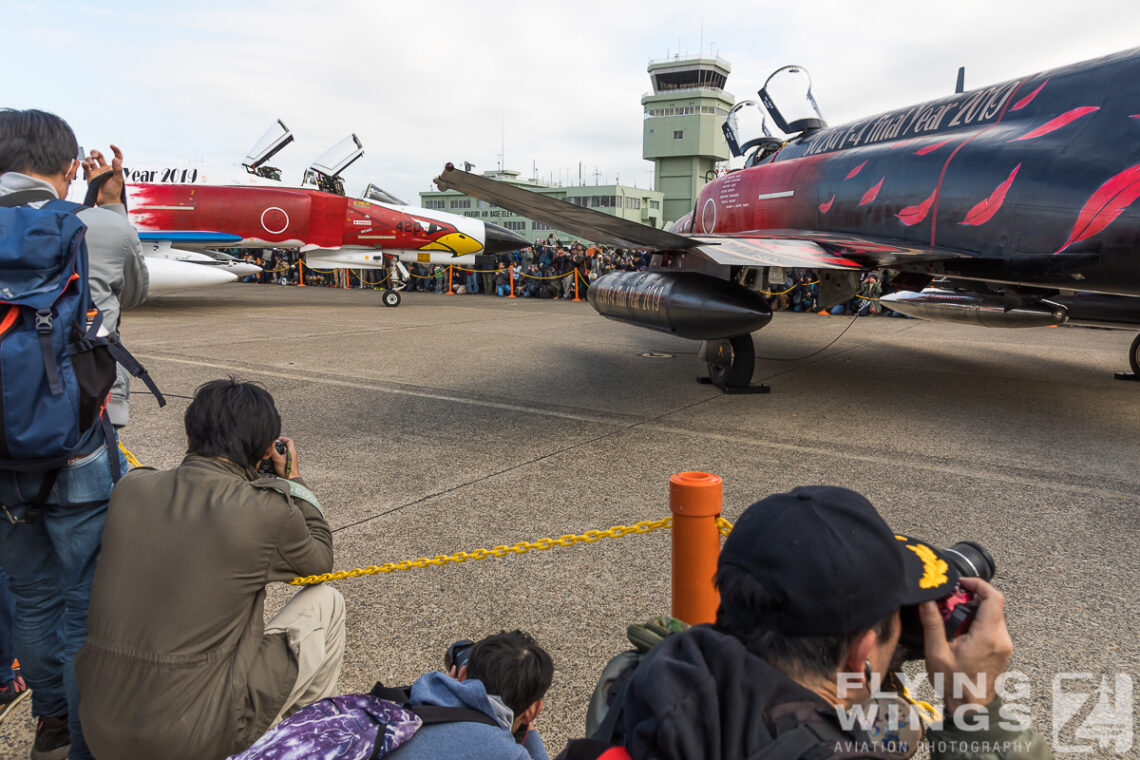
[0,190,163,481]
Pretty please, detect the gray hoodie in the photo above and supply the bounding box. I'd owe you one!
[0,172,149,425]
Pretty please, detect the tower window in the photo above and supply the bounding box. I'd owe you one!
[673,130,684,140]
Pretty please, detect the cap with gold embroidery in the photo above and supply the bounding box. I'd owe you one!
[718,486,958,637]
[894,534,958,604]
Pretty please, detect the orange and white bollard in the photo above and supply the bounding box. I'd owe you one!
[669,471,723,625]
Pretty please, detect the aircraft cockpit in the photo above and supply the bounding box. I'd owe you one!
[243,119,294,180]
[359,183,408,206]
[302,134,365,196]
[722,100,784,167]
[757,65,826,135]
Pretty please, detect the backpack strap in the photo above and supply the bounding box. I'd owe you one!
[103,338,166,408]
[410,705,499,728]
[367,681,500,729]
[33,309,63,395]
[749,720,837,760]
[0,189,57,207]
[369,682,411,703]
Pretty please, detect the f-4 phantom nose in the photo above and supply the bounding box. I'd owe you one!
[483,221,530,254]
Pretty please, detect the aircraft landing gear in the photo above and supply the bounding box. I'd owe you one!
[380,257,405,308]
[698,335,770,394]
[1115,332,1140,382]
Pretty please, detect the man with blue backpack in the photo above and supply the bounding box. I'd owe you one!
[0,109,155,760]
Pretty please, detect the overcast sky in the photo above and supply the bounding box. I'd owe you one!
[5,0,1139,203]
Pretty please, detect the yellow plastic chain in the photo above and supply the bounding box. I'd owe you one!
[291,516,736,585]
[118,442,142,469]
[289,517,675,585]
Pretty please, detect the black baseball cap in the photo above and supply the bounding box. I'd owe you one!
[718,486,958,637]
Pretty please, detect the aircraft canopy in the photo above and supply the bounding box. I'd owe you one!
[758,66,826,135]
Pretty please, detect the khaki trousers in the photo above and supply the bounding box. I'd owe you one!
[266,583,346,722]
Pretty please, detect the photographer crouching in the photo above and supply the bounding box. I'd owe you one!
[568,486,1050,760]
[75,379,345,760]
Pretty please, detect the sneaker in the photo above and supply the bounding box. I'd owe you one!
[31,714,69,760]
[0,675,30,722]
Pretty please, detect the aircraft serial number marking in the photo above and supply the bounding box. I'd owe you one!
[395,221,428,235]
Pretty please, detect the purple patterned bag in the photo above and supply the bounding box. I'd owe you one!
[229,694,423,760]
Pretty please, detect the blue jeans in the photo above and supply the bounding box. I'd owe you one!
[464,272,478,294]
[0,435,116,760]
[496,283,510,296]
[0,568,14,682]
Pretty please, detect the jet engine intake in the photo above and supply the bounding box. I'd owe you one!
[881,288,1067,328]
[587,271,772,340]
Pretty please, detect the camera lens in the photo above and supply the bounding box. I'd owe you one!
[943,541,995,581]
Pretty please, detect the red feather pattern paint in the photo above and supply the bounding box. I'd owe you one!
[819,195,835,214]
[860,177,885,206]
[896,189,938,226]
[960,164,1021,226]
[1055,163,1140,253]
[1010,106,1098,141]
[845,161,867,180]
[1009,80,1048,111]
[914,137,954,156]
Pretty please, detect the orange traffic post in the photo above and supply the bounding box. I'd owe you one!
[572,269,583,302]
[669,471,723,625]
[296,259,305,287]
[508,265,517,298]
[447,266,454,295]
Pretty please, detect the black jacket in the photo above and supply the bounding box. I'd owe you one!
[599,626,885,760]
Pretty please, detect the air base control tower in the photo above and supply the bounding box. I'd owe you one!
[642,55,734,225]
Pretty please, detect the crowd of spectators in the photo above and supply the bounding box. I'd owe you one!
[246,241,906,316]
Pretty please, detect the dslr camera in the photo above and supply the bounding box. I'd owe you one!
[897,541,995,660]
[257,439,288,475]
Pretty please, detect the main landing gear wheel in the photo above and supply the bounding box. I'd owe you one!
[699,334,769,394]
[381,289,401,307]
[1118,332,1140,381]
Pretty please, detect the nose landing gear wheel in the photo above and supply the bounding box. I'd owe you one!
[698,334,769,394]
[381,289,401,307]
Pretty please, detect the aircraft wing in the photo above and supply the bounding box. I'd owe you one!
[435,165,698,250]
[436,166,916,272]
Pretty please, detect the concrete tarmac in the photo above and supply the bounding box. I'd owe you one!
[2,283,1137,757]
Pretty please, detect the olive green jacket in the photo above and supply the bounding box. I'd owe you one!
[76,455,332,760]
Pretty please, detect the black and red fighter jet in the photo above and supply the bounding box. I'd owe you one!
[436,48,1140,391]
